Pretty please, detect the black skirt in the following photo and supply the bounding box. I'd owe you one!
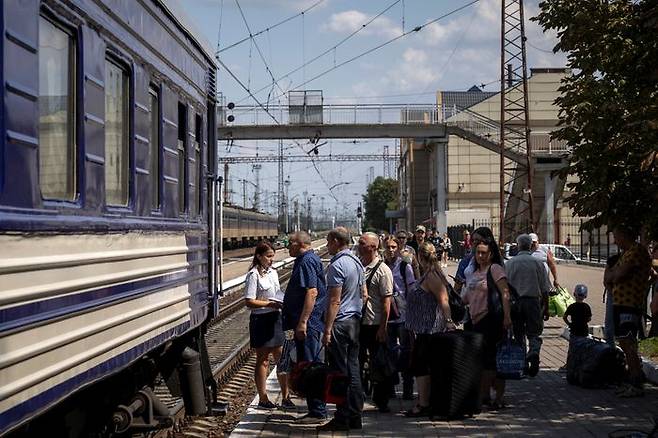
[249,311,285,349]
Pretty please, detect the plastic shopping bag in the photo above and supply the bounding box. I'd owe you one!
[496,331,526,380]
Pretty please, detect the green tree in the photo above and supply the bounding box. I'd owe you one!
[363,177,398,231]
[534,1,658,236]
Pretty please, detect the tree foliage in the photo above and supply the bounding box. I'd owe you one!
[534,1,658,236]
[363,177,398,231]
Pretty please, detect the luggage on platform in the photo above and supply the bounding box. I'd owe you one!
[566,336,626,388]
[496,331,526,380]
[429,330,484,420]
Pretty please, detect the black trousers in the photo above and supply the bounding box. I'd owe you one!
[359,324,392,408]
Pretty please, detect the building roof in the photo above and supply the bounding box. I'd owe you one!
[438,86,497,119]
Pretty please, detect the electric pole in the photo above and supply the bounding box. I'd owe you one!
[252,164,261,211]
[499,0,534,243]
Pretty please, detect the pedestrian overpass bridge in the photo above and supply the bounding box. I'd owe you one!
[217,103,569,161]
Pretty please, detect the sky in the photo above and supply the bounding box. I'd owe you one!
[171,0,567,219]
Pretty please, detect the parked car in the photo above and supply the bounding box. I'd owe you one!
[502,243,580,264]
[540,244,581,263]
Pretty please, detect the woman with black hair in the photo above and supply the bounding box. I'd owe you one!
[461,236,512,409]
[244,241,289,409]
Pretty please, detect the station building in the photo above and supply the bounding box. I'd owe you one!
[397,68,582,244]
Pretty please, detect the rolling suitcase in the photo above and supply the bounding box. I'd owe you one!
[429,330,484,420]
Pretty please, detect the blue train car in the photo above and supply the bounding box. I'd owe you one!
[0,0,219,435]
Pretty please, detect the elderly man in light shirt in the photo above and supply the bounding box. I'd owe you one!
[505,234,551,377]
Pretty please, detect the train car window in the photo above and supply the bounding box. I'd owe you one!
[105,59,129,206]
[149,84,160,210]
[177,102,187,214]
[38,15,76,200]
[193,113,202,216]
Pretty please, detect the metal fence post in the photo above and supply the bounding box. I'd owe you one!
[578,219,584,259]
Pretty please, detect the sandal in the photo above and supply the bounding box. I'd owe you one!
[404,405,431,417]
[491,400,508,410]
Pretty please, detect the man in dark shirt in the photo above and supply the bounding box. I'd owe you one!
[282,231,328,421]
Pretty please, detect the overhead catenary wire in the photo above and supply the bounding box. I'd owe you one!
[217,0,325,54]
[284,0,482,98]
[235,0,403,104]
[233,0,336,200]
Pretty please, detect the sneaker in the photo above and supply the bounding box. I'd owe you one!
[297,413,326,424]
[257,399,277,409]
[281,398,296,409]
[527,355,540,377]
[349,417,363,429]
[617,385,644,398]
[614,383,632,395]
[317,418,350,431]
[377,405,391,413]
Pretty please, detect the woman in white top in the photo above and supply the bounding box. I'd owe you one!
[244,241,288,409]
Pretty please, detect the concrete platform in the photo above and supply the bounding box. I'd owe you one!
[230,263,658,437]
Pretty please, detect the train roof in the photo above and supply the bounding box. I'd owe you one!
[157,0,217,68]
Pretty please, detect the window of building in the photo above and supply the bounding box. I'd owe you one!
[149,84,160,210]
[178,102,187,214]
[38,15,76,200]
[105,58,129,206]
[193,113,202,216]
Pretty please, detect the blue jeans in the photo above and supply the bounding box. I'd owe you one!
[327,316,364,423]
[295,327,327,418]
[387,322,413,390]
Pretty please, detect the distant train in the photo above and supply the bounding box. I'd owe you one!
[222,205,278,248]
[0,1,223,436]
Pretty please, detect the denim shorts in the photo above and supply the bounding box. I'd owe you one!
[613,305,641,340]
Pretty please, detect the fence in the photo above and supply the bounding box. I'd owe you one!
[447,219,618,264]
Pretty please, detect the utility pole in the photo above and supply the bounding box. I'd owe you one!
[306,196,312,233]
[284,179,290,233]
[223,163,230,204]
[277,139,284,232]
[383,145,390,178]
[242,179,247,209]
[499,0,533,243]
[294,199,300,232]
[252,164,261,211]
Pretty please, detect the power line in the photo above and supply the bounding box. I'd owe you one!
[217,0,325,54]
[214,56,280,124]
[266,0,482,102]
[235,0,287,99]
[235,0,403,105]
[290,0,482,92]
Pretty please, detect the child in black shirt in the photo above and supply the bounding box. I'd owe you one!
[564,284,592,338]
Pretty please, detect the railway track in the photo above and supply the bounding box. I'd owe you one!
[151,246,327,438]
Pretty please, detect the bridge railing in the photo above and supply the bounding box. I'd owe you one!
[226,103,569,155]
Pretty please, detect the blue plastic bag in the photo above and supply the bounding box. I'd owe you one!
[496,331,526,380]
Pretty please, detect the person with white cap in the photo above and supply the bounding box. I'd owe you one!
[408,225,426,255]
[529,233,560,288]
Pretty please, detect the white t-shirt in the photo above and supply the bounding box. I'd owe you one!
[243,266,284,314]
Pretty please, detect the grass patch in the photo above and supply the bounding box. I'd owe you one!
[639,337,658,360]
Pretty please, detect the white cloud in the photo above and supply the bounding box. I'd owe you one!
[323,10,402,39]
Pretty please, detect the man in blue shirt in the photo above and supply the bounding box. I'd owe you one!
[319,227,366,432]
[283,231,328,422]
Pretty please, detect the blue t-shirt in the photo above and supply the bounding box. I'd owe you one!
[326,249,365,321]
[456,252,473,283]
[282,251,327,332]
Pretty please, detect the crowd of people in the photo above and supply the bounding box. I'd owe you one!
[241,223,657,431]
